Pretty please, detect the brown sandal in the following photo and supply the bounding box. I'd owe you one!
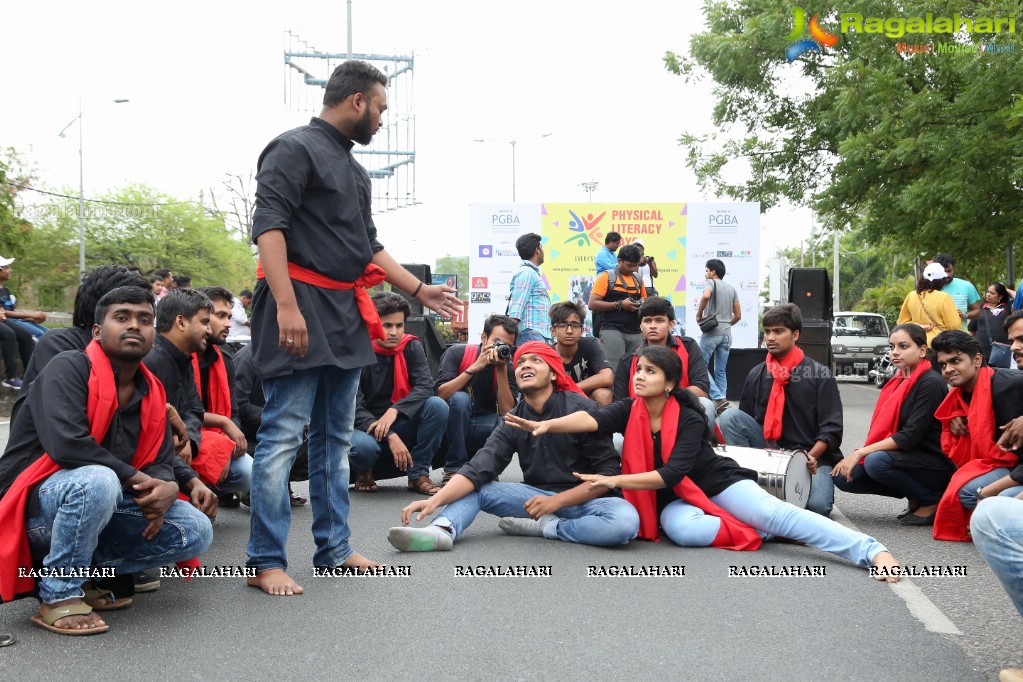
[407,475,441,496]
[353,471,378,492]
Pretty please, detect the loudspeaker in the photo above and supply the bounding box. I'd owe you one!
[402,315,445,378]
[722,348,767,402]
[797,320,834,371]
[392,263,431,315]
[787,268,833,320]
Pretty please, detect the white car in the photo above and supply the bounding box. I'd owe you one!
[831,312,890,376]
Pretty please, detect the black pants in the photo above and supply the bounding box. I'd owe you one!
[0,320,32,379]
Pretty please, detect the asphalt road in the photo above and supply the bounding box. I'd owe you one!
[0,378,1018,680]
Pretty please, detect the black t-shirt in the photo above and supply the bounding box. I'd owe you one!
[886,370,952,471]
[434,344,517,416]
[11,325,92,424]
[355,339,435,432]
[250,117,385,378]
[561,336,612,384]
[591,398,757,498]
[613,336,710,400]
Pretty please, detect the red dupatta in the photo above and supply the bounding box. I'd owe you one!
[374,334,418,403]
[190,346,235,487]
[763,347,805,442]
[864,360,931,446]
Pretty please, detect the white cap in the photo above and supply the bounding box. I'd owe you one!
[633,239,644,247]
[0,256,14,267]
[923,262,946,281]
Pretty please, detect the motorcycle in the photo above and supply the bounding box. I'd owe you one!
[868,347,896,388]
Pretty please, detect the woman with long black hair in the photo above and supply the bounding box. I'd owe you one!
[968,282,1013,368]
[505,345,902,581]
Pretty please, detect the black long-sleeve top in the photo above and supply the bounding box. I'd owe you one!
[458,391,619,494]
[0,351,199,504]
[613,336,709,400]
[591,398,756,504]
[964,369,1023,483]
[355,339,435,433]
[10,325,93,424]
[434,343,517,416]
[196,343,242,429]
[738,356,844,466]
[230,344,263,448]
[884,371,952,471]
[143,334,205,452]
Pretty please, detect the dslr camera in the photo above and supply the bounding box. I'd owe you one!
[493,340,516,361]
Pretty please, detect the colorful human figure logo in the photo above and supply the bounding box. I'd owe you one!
[563,209,607,248]
[786,7,838,62]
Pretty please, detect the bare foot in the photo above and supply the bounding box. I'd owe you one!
[871,551,901,583]
[247,568,304,596]
[340,553,383,574]
[39,598,106,631]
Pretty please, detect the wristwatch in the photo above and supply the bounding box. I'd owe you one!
[976,486,987,501]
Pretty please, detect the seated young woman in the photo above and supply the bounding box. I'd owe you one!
[504,345,902,581]
[831,324,955,526]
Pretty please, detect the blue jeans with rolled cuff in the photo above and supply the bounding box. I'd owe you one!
[444,391,500,472]
[349,396,449,480]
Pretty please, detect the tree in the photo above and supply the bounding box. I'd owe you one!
[0,148,36,261]
[434,255,469,299]
[667,1,1023,272]
[207,171,255,243]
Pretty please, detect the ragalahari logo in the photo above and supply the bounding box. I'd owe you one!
[786,7,839,61]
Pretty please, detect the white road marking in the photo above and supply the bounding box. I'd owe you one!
[830,506,962,635]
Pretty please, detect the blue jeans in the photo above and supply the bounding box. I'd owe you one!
[516,328,550,344]
[661,479,886,567]
[247,366,361,571]
[444,392,500,472]
[25,465,213,603]
[716,408,835,516]
[9,319,47,340]
[832,451,953,507]
[208,454,254,495]
[699,332,732,401]
[433,482,639,546]
[971,496,1023,618]
[349,396,449,479]
[958,468,1014,510]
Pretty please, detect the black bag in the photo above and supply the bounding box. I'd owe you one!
[698,280,719,333]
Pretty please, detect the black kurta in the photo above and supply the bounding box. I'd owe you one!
[142,335,205,453]
[355,339,435,433]
[434,344,517,416]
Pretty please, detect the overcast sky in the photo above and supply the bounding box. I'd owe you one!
[2,0,814,270]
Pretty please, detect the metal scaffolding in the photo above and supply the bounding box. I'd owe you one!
[283,29,418,212]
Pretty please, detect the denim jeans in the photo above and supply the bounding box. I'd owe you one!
[832,451,953,506]
[660,479,886,567]
[444,392,500,472]
[716,408,835,516]
[10,319,47,340]
[247,365,361,571]
[699,332,732,401]
[971,496,1023,618]
[516,328,550,344]
[433,482,639,546]
[208,454,254,496]
[958,468,1015,509]
[349,396,449,480]
[25,465,213,603]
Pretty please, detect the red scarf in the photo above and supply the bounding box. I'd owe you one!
[512,342,585,395]
[256,260,387,341]
[864,360,931,446]
[190,346,235,487]
[374,334,418,403]
[459,344,497,397]
[628,340,690,399]
[933,366,1019,541]
[0,341,168,601]
[763,346,805,442]
[621,396,761,550]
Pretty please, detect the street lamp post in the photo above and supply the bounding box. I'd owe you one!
[580,181,599,202]
[474,134,552,202]
[59,97,129,278]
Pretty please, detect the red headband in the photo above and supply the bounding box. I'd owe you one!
[513,342,585,395]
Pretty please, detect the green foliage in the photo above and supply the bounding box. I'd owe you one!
[0,148,35,261]
[858,275,915,329]
[672,0,1023,273]
[434,255,469,299]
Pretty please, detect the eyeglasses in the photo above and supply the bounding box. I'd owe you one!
[552,322,583,331]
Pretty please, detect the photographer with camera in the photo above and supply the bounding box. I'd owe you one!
[634,239,658,297]
[588,244,648,371]
[435,315,519,484]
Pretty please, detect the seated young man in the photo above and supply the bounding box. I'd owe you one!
[717,303,842,516]
[0,256,48,340]
[435,314,518,484]
[587,244,647,371]
[613,296,716,429]
[194,287,252,506]
[349,292,448,495]
[0,286,215,636]
[930,330,1023,541]
[387,342,639,551]
[549,301,613,406]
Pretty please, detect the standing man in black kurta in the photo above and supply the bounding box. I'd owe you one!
[246,60,460,596]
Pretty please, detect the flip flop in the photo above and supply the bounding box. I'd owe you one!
[407,476,442,495]
[30,603,109,636]
[0,634,13,647]
[83,587,133,611]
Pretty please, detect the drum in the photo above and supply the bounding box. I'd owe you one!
[713,445,812,509]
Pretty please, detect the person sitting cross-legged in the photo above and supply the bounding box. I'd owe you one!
[387,342,639,552]
[349,292,448,495]
[0,286,215,636]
